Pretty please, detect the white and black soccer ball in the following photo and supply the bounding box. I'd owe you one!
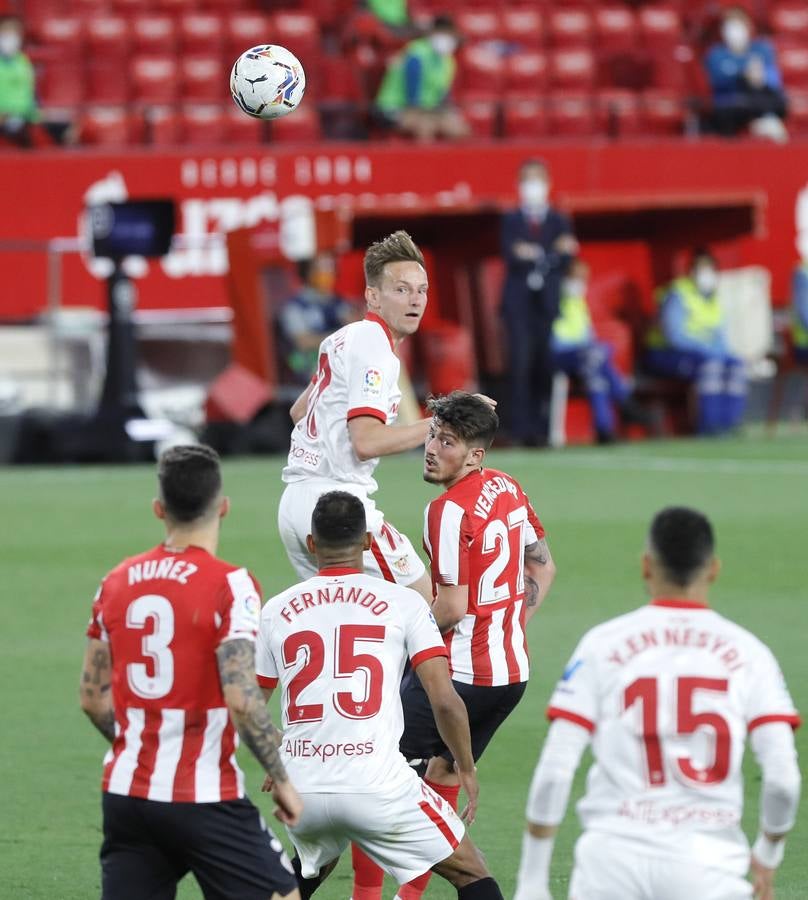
[230,44,306,120]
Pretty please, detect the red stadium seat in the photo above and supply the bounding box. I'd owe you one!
[548,7,593,47]
[155,0,197,11]
[84,15,130,62]
[457,43,503,99]
[131,14,177,56]
[225,12,271,64]
[180,54,226,103]
[637,5,682,52]
[594,6,637,54]
[180,105,227,144]
[38,61,84,108]
[547,91,594,136]
[317,56,365,103]
[786,88,808,134]
[461,95,499,137]
[80,106,140,146]
[131,54,179,105]
[502,97,547,138]
[112,0,153,12]
[147,105,181,145]
[34,15,83,60]
[779,45,808,87]
[770,3,808,43]
[455,9,502,44]
[504,50,548,97]
[501,7,544,50]
[270,105,321,142]
[85,60,132,105]
[225,105,265,144]
[549,48,595,89]
[596,89,642,136]
[269,12,319,68]
[641,89,685,135]
[178,13,223,55]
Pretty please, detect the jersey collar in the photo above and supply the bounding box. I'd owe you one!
[318,566,362,576]
[650,597,709,609]
[365,312,395,350]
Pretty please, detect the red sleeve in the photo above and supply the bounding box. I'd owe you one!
[257,674,279,689]
[347,406,387,423]
[748,713,802,732]
[526,498,546,542]
[411,645,449,669]
[86,582,108,641]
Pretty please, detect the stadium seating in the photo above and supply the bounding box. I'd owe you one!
[596,89,643,136]
[502,97,547,138]
[547,92,595,136]
[547,8,594,47]
[79,106,141,145]
[770,2,808,43]
[131,14,177,56]
[177,13,223,55]
[270,105,321,142]
[501,7,544,50]
[549,48,596,90]
[84,15,130,62]
[593,6,637,54]
[504,50,549,97]
[180,54,226,103]
[462,96,499,137]
[131,54,180,106]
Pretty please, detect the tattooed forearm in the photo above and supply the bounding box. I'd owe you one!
[524,539,549,566]
[525,575,540,607]
[216,640,289,784]
[80,639,115,742]
[89,708,116,743]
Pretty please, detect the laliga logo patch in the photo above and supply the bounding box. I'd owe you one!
[244,593,261,619]
[363,367,383,397]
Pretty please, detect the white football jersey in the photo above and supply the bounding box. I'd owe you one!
[548,599,800,874]
[282,314,402,492]
[256,568,447,793]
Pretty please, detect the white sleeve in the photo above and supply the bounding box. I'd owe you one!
[745,640,800,729]
[255,605,279,687]
[218,568,261,644]
[346,329,396,423]
[750,722,802,834]
[526,719,590,826]
[545,633,599,733]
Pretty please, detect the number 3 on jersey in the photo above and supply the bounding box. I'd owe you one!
[305,352,332,440]
[283,625,385,723]
[625,675,731,787]
[126,594,175,699]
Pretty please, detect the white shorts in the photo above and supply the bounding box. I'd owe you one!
[569,831,753,900]
[288,771,464,884]
[278,480,426,586]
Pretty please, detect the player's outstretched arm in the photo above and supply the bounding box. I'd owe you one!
[749,721,802,899]
[523,538,557,624]
[216,639,303,826]
[348,415,431,461]
[79,638,115,743]
[514,719,589,900]
[415,656,478,823]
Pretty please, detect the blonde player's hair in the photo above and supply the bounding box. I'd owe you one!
[363,230,425,287]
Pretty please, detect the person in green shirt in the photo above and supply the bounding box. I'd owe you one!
[0,15,38,147]
[375,14,468,142]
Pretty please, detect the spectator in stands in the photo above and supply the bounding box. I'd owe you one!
[704,5,788,142]
[552,258,648,444]
[500,158,578,447]
[365,0,417,39]
[277,253,359,386]
[374,14,469,142]
[645,248,746,436]
[0,15,38,148]
[791,258,808,364]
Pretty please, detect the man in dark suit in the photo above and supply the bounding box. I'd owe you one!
[500,159,578,446]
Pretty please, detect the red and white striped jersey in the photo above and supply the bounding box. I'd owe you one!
[282,313,402,493]
[424,468,545,686]
[86,545,262,803]
[547,599,801,872]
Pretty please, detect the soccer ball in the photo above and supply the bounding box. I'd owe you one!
[230,44,306,120]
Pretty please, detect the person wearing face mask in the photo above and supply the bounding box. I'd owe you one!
[552,259,650,444]
[375,14,469,142]
[277,253,360,387]
[0,15,39,148]
[645,249,747,436]
[500,159,578,447]
[704,6,787,142]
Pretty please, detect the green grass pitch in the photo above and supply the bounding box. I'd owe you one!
[1,433,806,899]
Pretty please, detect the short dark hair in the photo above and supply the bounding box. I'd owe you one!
[649,506,715,586]
[691,247,717,269]
[519,158,548,179]
[158,444,222,523]
[312,491,367,548]
[427,391,499,450]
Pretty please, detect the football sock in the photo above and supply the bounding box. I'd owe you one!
[351,844,385,900]
[291,854,323,900]
[457,877,505,900]
[397,780,461,900]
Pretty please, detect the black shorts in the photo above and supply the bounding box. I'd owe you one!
[398,672,527,763]
[100,792,298,900]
